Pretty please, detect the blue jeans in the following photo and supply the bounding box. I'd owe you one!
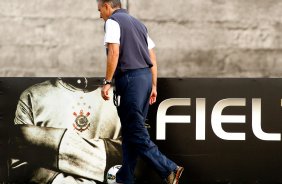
[114,68,177,184]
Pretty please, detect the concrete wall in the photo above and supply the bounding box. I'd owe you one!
[1,0,282,77]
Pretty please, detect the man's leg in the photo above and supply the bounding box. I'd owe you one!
[120,71,178,179]
[115,127,138,184]
[115,75,138,184]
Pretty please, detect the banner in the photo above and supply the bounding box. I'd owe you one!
[1,78,282,183]
[146,78,282,183]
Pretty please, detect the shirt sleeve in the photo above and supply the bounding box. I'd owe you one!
[104,19,121,47]
[14,91,34,125]
[147,34,156,49]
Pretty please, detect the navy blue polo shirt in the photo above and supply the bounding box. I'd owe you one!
[104,9,153,72]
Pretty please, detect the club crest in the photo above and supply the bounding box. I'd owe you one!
[73,110,90,132]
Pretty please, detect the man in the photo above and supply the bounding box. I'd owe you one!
[97,1,184,184]
[9,78,122,183]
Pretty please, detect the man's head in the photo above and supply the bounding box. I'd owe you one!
[97,0,121,21]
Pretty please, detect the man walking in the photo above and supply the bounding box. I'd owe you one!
[97,0,184,183]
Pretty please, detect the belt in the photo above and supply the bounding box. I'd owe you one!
[114,67,150,78]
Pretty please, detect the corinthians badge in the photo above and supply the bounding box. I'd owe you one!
[73,110,90,132]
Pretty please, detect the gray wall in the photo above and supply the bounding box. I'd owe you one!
[1,0,282,77]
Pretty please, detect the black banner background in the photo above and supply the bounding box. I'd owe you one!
[146,78,282,183]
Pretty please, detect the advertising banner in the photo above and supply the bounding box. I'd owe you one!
[1,78,282,184]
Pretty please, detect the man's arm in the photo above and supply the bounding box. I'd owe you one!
[101,43,120,101]
[11,89,122,183]
[10,93,61,183]
[149,48,157,105]
[58,130,122,182]
[10,125,122,182]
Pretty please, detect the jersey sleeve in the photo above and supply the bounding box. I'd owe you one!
[14,90,34,125]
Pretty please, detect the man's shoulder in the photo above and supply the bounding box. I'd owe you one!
[110,13,145,30]
[110,10,135,22]
[20,79,59,99]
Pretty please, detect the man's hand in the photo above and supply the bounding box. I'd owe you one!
[58,130,106,182]
[149,85,157,105]
[101,84,111,100]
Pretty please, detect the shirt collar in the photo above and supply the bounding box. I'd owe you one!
[112,8,128,15]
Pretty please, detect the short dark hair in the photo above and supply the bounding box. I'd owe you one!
[98,0,121,8]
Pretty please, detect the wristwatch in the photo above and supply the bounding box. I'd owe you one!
[103,79,112,85]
